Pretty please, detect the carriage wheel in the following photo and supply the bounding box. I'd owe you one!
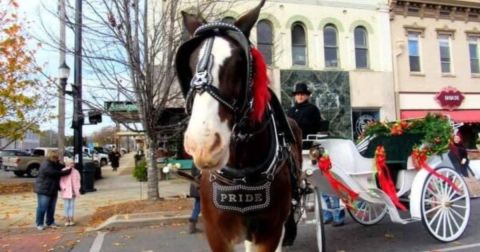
[347,199,387,226]
[313,187,326,252]
[420,167,470,242]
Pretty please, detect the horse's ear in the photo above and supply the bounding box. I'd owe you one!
[234,0,266,38]
[181,11,206,36]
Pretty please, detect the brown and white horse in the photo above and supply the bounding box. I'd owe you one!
[176,1,302,251]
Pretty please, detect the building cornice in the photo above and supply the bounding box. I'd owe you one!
[391,0,480,22]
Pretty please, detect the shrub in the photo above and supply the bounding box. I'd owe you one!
[133,160,147,182]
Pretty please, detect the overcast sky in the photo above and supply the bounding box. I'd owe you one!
[17,0,116,136]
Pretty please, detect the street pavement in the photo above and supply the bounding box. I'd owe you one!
[1,156,480,252]
[62,198,480,252]
[0,153,191,252]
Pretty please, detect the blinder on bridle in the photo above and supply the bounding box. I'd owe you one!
[175,21,254,121]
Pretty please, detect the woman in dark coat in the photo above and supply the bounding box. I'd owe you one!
[188,164,201,233]
[34,150,71,230]
[449,133,470,177]
[109,148,121,171]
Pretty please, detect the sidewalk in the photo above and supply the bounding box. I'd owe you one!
[0,152,191,232]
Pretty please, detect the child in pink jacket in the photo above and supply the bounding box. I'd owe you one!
[60,162,81,226]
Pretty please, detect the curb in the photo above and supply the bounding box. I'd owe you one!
[88,211,193,231]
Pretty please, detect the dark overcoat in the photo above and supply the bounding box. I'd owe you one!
[34,160,70,196]
[287,101,322,139]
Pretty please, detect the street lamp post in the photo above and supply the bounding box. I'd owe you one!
[58,62,70,162]
[73,0,86,193]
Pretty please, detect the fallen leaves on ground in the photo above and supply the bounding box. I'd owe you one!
[87,198,194,227]
[0,182,33,195]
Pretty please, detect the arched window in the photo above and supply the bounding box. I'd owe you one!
[291,22,307,66]
[222,16,236,24]
[324,24,338,67]
[256,19,273,65]
[354,26,369,68]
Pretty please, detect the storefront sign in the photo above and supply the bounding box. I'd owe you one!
[434,87,465,111]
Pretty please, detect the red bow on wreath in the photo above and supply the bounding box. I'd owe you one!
[318,154,358,209]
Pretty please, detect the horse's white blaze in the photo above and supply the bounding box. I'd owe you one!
[184,37,233,170]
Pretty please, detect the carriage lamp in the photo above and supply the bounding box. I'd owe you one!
[305,168,314,177]
[308,145,324,161]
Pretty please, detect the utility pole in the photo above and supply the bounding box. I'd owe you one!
[73,0,85,192]
[58,0,67,161]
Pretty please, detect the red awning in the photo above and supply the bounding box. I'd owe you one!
[400,110,480,123]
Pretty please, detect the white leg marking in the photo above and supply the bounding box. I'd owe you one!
[275,226,285,252]
[245,240,255,252]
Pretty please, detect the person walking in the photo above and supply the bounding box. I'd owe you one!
[287,82,345,227]
[109,148,121,171]
[449,133,470,177]
[60,161,81,226]
[34,150,71,230]
[188,164,201,234]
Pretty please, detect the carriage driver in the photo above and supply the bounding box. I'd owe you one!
[287,82,346,227]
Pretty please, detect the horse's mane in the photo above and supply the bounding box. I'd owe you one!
[250,47,270,123]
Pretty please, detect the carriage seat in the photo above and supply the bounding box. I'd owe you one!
[360,133,424,169]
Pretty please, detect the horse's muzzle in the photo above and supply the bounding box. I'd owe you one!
[184,132,229,170]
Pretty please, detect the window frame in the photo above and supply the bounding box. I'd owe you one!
[354,26,369,69]
[323,24,339,68]
[291,22,307,66]
[468,36,480,74]
[407,31,422,73]
[438,34,452,74]
[256,19,274,65]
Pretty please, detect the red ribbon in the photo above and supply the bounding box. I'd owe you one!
[318,155,359,208]
[375,146,407,211]
[411,148,460,192]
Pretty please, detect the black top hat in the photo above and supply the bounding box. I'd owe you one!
[292,82,311,95]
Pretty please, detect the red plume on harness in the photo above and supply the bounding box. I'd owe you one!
[250,47,270,123]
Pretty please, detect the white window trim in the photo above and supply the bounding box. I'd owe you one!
[438,34,454,75]
[407,31,423,74]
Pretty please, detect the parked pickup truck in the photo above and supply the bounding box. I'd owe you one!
[3,148,59,177]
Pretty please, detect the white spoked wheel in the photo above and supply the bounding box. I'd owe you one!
[347,199,387,226]
[313,187,326,252]
[421,167,470,242]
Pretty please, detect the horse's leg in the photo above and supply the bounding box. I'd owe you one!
[254,225,285,252]
[204,223,234,252]
[274,227,285,252]
[245,240,256,252]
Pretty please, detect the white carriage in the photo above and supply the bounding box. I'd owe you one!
[296,131,471,251]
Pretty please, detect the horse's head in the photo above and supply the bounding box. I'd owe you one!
[176,0,268,170]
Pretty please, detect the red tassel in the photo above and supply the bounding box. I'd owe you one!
[250,48,270,123]
[411,148,460,192]
[318,155,359,208]
[375,146,407,211]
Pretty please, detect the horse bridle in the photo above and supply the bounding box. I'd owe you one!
[176,21,292,186]
[179,22,254,126]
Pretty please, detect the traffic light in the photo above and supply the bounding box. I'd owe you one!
[88,110,102,124]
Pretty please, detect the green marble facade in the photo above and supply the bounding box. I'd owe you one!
[280,70,353,139]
